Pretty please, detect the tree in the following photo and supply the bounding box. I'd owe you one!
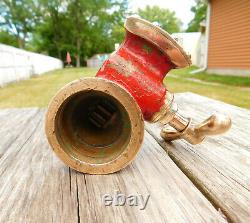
[0,0,40,49]
[0,0,128,65]
[138,6,182,33]
[66,0,128,67]
[186,0,207,32]
[32,0,71,59]
[0,30,18,47]
[32,0,128,67]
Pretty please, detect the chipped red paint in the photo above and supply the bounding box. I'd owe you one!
[96,31,175,120]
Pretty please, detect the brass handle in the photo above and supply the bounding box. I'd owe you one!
[194,114,231,136]
[160,114,232,145]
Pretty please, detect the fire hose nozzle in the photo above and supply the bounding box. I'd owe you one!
[45,16,232,174]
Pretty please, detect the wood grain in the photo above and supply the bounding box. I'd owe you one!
[0,108,226,223]
[0,109,79,222]
[0,108,39,156]
[146,92,250,223]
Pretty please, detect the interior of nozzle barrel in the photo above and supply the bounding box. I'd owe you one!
[55,90,132,164]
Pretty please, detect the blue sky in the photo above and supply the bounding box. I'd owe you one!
[129,0,196,29]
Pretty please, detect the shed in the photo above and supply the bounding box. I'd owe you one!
[87,53,110,68]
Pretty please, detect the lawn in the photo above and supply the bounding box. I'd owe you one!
[170,66,250,87]
[0,67,249,109]
[0,68,97,108]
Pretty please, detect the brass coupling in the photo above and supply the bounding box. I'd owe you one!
[151,93,232,145]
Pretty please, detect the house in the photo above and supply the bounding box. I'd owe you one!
[204,0,250,76]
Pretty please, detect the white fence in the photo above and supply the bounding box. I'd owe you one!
[0,44,63,86]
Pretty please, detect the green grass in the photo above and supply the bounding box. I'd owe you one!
[165,77,250,109]
[170,66,250,87]
[0,67,249,109]
[0,68,97,108]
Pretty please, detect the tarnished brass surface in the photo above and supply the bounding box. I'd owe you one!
[45,78,144,174]
[125,16,192,68]
[152,94,231,145]
[161,113,231,144]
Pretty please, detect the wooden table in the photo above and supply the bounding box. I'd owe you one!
[0,93,249,223]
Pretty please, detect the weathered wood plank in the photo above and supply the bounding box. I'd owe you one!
[78,131,227,223]
[146,92,250,223]
[0,108,227,223]
[0,108,40,156]
[0,111,79,223]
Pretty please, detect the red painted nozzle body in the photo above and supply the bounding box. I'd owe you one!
[97,17,190,120]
